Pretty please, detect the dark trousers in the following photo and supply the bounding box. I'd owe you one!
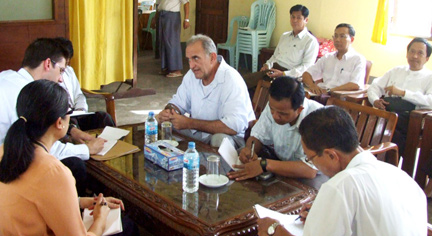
[60,157,87,196]
[71,111,115,131]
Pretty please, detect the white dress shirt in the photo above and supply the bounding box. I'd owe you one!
[157,0,188,12]
[368,65,432,109]
[169,56,255,140]
[303,151,427,236]
[251,98,322,162]
[306,48,366,89]
[0,68,89,160]
[266,27,319,78]
[60,66,88,111]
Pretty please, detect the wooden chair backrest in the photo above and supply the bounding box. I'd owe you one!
[413,113,432,188]
[327,98,398,156]
[252,79,271,119]
[364,60,373,85]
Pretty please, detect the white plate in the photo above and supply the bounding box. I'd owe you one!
[161,140,179,147]
[199,174,229,188]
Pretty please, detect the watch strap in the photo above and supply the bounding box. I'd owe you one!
[260,158,267,172]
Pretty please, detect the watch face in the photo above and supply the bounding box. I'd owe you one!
[268,226,275,235]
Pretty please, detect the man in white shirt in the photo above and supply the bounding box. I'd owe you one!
[243,5,319,97]
[0,38,105,195]
[227,77,322,181]
[302,23,366,98]
[368,37,432,157]
[157,34,255,148]
[157,0,190,78]
[258,106,427,236]
[56,37,115,131]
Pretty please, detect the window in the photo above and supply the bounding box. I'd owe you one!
[389,0,432,39]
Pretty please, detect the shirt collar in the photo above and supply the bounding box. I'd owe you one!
[345,151,376,170]
[334,47,356,61]
[289,27,308,39]
[17,68,35,82]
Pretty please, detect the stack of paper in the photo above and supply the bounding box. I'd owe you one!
[218,137,242,170]
[91,126,140,161]
[253,204,304,235]
[82,207,123,236]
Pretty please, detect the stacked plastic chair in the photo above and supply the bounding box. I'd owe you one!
[217,16,249,67]
[142,11,157,53]
[235,0,276,72]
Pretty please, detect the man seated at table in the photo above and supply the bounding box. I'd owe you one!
[0,38,105,195]
[367,37,432,159]
[55,37,116,131]
[302,23,366,103]
[257,106,427,236]
[157,34,255,148]
[242,4,319,98]
[227,77,322,181]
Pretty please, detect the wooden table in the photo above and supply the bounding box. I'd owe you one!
[86,128,317,235]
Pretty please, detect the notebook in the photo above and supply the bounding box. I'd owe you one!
[253,204,304,236]
[82,207,123,236]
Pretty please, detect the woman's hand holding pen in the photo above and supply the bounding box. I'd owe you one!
[79,194,125,211]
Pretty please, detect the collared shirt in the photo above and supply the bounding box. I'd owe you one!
[157,0,188,12]
[306,48,366,89]
[266,28,319,78]
[368,65,432,109]
[251,98,322,162]
[169,56,255,140]
[0,68,89,160]
[303,151,427,236]
[60,66,88,111]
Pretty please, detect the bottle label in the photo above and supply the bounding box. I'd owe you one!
[183,154,199,170]
[146,125,158,135]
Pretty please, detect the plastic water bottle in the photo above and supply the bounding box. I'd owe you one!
[145,111,158,144]
[183,142,199,193]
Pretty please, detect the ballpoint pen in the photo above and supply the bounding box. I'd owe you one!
[250,140,255,160]
[294,209,309,222]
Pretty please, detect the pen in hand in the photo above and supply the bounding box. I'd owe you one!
[250,140,255,160]
[294,209,310,222]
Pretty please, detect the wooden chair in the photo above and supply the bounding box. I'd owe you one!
[251,79,271,119]
[402,110,432,184]
[82,79,156,124]
[411,113,432,188]
[327,98,399,166]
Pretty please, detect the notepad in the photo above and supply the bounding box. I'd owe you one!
[96,127,130,156]
[82,207,123,236]
[218,138,241,170]
[253,204,304,236]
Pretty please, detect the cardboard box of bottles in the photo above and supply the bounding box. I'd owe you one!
[144,141,184,171]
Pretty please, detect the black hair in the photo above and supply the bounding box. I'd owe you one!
[21,38,70,69]
[55,37,74,59]
[299,106,359,154]
[0,80,69,183]
[407,37,432,57]
[269,76,305,110]
[336,23,356,37]
[290,4,309,18]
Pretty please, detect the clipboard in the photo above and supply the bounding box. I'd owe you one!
[91,140,140,161]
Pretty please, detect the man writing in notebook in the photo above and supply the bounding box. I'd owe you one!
[227,77,322,181]
[257,106,426,236]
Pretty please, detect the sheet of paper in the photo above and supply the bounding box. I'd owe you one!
[254,204,304,236]
[83,207,123,236]
[70,110,95,117]
[218,137,241,170]
[97,140,118,156]
[98,126,130,141]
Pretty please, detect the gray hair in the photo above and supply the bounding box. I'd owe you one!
[186,34,217,55]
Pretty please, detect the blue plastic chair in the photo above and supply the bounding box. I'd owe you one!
[217,16,249,67]
[235,0,276,72]
[142,11,156,53]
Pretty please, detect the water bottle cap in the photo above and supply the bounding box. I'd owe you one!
[188,142,195,149]
[148,111,154,117]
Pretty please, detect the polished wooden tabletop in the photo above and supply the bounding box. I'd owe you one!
[86,127,317,235]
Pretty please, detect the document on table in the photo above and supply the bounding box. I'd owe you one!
[96,126,130,156]
[253,204,304,236]
[83,207,123,236]
[218,137,241,170]
[70,110,95,117]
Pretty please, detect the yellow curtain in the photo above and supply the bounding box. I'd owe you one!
[69,0,133,90]
[371,0,389,45]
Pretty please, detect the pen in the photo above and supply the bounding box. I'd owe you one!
[250,140,255,160]
[294,209,310,222]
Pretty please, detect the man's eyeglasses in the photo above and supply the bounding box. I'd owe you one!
[50,59,66,75]
[332,34,350,40]
[305,153,320,163]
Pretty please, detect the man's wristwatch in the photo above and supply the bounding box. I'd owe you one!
[267,222,280,235]
[67,123,78,135]
[260,158,267,172]
[326,88,331,93]
[184,19,190,22]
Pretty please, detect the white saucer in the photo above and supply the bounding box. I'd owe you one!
[161,140,179,147]
[199,174,229,188]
